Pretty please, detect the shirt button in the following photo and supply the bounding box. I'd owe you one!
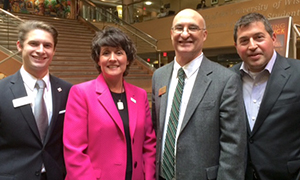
[252,117,256,121]
[253,99,257,103]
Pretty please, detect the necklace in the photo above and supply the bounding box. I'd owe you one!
[111,90,125,110]
[117,97,124,110]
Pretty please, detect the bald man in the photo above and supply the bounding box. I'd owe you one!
[152,9,246,180]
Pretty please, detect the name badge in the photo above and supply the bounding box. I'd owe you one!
[159,86,167,96]
[12,96,32,108]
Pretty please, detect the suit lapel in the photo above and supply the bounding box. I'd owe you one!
[251,54,291,135]
[158,62,174,132]
[96,74,125,135]
[232,64,252,134]
[10,71,41,141]
[44,75,63,143]
[179,57,212,133]
[124,82,137,138]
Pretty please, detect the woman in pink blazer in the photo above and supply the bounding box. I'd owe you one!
[63,27,156,180]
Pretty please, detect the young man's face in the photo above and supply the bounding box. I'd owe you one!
[17,29,55,78]
[235,21,276,72]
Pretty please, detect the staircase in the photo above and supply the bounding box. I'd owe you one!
[92,21,157,55]
[0,13,153,94]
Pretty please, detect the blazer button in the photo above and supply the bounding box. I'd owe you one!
[35,171,40,176]
[134,162,137,168]
[249,138,253,143]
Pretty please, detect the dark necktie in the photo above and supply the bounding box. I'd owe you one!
[162,67,185,180]
[34,79,48,142]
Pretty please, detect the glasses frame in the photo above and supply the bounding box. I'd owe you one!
[171,26,206,34]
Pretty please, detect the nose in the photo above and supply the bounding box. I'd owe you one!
[248,38,257,50]
[36,44,45,53]
[180,27,190,38]
[108,52,117,61]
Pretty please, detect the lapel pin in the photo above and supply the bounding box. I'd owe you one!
[57,87,62,92]
[159,86,167,96]
[131,97,136,103]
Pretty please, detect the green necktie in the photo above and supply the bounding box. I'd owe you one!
[162,68,185,180]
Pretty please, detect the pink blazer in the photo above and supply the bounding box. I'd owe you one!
[63,74,156,180]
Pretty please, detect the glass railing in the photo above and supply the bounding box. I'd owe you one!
[78,0,161,68]
[0,8,23,63]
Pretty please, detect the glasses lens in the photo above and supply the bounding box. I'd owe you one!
[172,26,202,33]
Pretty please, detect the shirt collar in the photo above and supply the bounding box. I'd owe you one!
[20,66,50,91]
[240,50,277,75]
[174,52,203,79]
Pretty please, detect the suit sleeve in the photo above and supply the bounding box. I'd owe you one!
[142,90,156,180]
[63,85,97,180]
[218,73,247,180]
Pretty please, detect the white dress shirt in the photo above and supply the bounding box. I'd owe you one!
[161,53,203,160]
[20,66,53,125]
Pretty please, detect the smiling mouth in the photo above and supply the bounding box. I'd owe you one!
[248,53,261,58]
[179,40,193,43]
[108,65,119,69]
[32,55,47,61]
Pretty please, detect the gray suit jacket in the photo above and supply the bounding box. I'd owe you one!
[152,57,247,180]
[232,53,300,180]
[0,71,72,180]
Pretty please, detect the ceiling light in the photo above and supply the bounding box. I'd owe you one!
[145,1,152,5]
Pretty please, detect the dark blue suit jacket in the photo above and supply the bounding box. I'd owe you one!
[232,53,300,180]
[0,71,72,180]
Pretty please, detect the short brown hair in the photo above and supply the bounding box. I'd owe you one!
[233,13,273,43]
[18,20,58,48]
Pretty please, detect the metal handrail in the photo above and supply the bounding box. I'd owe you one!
[0,8,24,22]
[79,0,160,68]
[0,8,23,63]
[0,50,21,65]
[81,0,158,49]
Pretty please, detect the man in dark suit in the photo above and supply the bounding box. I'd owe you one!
[152,8,246,180]
[0,20,72,180]
[232,12,300,180]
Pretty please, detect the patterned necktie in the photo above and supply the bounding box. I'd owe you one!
[162,68,185,180]
[34,79,48,142]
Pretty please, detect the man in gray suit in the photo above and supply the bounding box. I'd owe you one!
[232,13,300,180]
[152,8,246,180]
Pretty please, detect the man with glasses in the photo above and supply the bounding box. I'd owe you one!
[152,8,246,180]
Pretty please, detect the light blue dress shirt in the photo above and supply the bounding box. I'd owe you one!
[240,51,277,131]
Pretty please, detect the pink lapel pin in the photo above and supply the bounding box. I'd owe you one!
[57,87,62,92]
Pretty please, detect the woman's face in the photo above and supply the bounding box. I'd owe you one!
[98,46,129,80]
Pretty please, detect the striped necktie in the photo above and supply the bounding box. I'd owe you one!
[162,67,185,180]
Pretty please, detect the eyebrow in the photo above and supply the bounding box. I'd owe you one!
[238,32,265,39]
[174,23,198,26]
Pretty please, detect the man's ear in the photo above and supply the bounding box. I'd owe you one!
[16,41,22,52]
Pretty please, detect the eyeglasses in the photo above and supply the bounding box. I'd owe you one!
[171,26,206,34]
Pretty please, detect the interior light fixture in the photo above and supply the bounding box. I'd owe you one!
[145,1,152,5]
